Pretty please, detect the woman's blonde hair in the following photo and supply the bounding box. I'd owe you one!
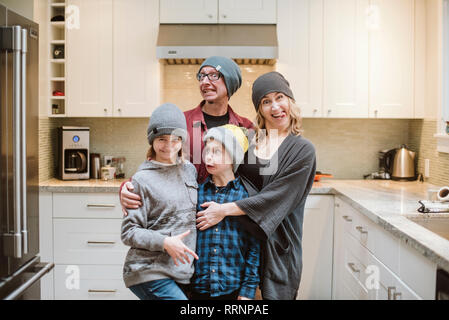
[255,96,303,142]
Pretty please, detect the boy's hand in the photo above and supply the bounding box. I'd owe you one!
[196,202,226,230]
[238,296,252,300]
[120,181,142,216]
[163,230,199,266]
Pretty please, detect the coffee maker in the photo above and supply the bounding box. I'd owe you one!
[59,126,90,180]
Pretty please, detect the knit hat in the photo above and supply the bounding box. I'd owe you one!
[252,71,295,110]
[199,56,242,98]
[147,103,187,145]
[203,124,249,172]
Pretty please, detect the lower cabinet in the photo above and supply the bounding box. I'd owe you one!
[298,195,335,299]
[40,192,138,300]
[333,197,437,300]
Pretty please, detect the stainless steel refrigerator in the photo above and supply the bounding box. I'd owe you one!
[0,5,53,300]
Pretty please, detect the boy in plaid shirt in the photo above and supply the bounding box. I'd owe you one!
[191,125,260,300]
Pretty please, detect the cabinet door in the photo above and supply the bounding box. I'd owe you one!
[159,0,218,23]
[277,0,323,117]
[369,0,414,118]
[297,195,334,300]
[323,0,369,118]
[113,0,160,117]
[218,0,277,24]
[66,0,113,117]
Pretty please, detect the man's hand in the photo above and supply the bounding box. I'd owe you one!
[163,230,199,266]
[196,202,226,231]
[120,181,142,216]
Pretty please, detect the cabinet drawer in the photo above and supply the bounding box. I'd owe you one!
[344,230,420,300]
[54,219,128,265]
[53,193,122,219]
[54,265,137,300]
[337,198,400,274]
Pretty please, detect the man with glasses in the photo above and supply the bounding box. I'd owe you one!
[184,56,254,183]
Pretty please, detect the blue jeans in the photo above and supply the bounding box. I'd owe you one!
[129,279,188,300]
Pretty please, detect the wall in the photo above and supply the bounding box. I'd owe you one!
[0,0,34,20]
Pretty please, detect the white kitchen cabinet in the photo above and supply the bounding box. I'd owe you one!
[39,192,137,300]
[113,0,160,117]
[218,0,277,24]
[277,0,323,117]
[159,0,218,23]
[333,197,437,300]
[297,195,334,300]
[322,0,369,118]
[160,0,276,24]
[278,0,424,119]
[369,0,415,118]
[66,0,113,117]
[66,0,159,117]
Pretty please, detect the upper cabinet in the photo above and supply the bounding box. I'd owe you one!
[160,0,277,24]
[159,0,218,24]
[278,0,425,119]
[66,0,159,117]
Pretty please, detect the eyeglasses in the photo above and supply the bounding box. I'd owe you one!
[196,72,222,82]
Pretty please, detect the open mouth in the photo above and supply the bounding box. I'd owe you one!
[272,113,286,119]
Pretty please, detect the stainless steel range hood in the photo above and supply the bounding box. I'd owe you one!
[156,24,278,65]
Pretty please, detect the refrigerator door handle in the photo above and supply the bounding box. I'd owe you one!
[20,28,28,255]
[3,261,54,300]
[12,25,23,259]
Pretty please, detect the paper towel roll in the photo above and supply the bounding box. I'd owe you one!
[437,186,449,202]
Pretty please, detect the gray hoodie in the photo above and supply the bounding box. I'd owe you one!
[121,160,198,288]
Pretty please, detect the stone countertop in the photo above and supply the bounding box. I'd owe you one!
[39,178,129,193]
[312,179,449,274]
[39,178,449,273]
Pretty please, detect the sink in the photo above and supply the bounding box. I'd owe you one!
[407,216,449,241]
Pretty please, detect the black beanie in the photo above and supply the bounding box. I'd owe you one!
[252,72,294,111]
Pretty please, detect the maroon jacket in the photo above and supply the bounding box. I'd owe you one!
[184,101,254,183]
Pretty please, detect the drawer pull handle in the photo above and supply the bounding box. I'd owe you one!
[393,292,402,300]
[347,263,360,273]
[88,289,117,293]
[87,204,116,208]
[387,286,396,300]
[356,226,368,234]
[87,241,116,245]
[342,215,352,222]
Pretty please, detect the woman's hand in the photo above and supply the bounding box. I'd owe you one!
[196,202,226,231]
[238,296,252,300]
[120,181,142,216]
[163,230,199,266]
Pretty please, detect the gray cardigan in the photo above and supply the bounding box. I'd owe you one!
[236,134,316,300]
[121,160,198,288]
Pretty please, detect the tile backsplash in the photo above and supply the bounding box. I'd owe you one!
[39,64,449,185]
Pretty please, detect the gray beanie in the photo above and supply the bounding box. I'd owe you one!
[199,56,242,98]
[203,124,249,172]
[147,103,187,145]
[252,71,295,110]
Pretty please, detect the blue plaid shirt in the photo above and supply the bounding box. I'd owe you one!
[192,176,261,299]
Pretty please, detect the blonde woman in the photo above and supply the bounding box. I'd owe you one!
[196,72,316,300]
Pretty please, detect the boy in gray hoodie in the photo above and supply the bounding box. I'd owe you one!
[121,103,199,300]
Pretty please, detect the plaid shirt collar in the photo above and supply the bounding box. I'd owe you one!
[202,174,242,191]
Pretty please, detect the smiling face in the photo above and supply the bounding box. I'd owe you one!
[259,92,291,133]
[198,66,228,103]
[203,139,233,175]
[152,135,182,164]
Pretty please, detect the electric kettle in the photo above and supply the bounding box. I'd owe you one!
[391,144,416,181]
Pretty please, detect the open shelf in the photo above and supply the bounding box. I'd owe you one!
[49,0,67,117]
